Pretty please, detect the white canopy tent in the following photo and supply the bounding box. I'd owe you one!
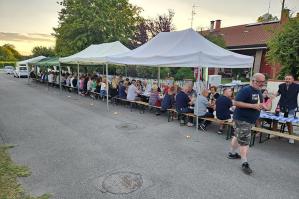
[17,55,46,66]
[59,41,131,111]
[106,29,254,124]
[107,28,254,68]
[17,55,46,84]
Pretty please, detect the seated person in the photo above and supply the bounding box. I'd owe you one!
[207,85,220,114]
[148,85,161,106]
[256,89,273,128]
[261,89,272,111]
[161,86,175,112]
[175,84,194,126]
[216,88,234,134]
[127,79,141,101]
[118,80,127,99]
[194,89,214,130]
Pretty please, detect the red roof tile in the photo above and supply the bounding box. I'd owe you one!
[201,21,281,49]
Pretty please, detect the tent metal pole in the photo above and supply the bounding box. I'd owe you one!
[158,67,161,87]
[106,63,109,112]
[27,64,30,85]
[77,63,79,94]
[196,66,200,131]
[47,65,49,91]
[59,63,62,94]
[250,66,253,79]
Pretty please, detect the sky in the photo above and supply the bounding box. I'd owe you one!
[0,0,298,55]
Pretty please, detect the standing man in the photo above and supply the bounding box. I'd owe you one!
[227,73,265,175]
[273,74,299,144]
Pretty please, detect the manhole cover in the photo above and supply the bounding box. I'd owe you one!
[101,172,143,194]
[115,123,138,130]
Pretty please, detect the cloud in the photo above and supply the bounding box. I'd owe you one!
[0,32,55,55]
[0,32,55,42]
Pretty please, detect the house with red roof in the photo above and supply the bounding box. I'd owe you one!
[202,9,292,79]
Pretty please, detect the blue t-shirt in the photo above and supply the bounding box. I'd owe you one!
[175,91,190,110]
[216,95,233,120]
[118,85,127,99]
[233,86,262,124]
[161,94,175,111]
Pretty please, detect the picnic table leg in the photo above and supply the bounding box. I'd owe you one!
[225,124,230,140]
[196,116,199,131]
[250,131,256,147]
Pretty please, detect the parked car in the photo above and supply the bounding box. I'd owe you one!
[4,66,15,74]
[14,65,28,78]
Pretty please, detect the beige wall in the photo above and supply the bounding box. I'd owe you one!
[254,50,263,74]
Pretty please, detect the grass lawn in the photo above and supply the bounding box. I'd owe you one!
[0,145,51,199]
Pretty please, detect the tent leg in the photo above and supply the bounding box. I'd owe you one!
[27,66,30,85]
[77,63,79,94]
[59,63,62,94]
[158,67,161,87]
[106,64,109,112]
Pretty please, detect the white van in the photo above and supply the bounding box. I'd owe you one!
[14,64,28,78]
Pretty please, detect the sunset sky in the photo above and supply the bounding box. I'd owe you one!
[0,0,298,55]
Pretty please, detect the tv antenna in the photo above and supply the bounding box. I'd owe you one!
[267,0,272,14]
[191,3,200,29]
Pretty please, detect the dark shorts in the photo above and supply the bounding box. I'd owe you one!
[234,120,253,146]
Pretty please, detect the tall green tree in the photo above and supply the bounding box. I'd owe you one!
[257,13,279,22]
[0,44,22,61]
[2,44,21,60]
[267,17,299,79]
[32,46,56,57]
[54,0,142,56]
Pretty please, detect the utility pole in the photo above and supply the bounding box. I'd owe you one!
[190,3,200,29]
[281,0,285,14]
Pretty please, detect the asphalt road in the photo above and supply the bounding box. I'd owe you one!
[0,73,298,199]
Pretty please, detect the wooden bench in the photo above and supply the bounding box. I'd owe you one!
[183,113,234,139]
[250,127,299,146]
[167,109,234,139]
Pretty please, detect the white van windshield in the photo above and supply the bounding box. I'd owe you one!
[20,67,27,70]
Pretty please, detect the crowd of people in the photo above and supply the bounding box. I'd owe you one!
[35,71,299,175]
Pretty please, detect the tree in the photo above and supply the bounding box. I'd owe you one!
[267,18,299,79]
[2,44,21,59]
[174,68,194,80]
[146,10,175,39]
[204,34,226,48]
[131,10,175,48]
[0,44,22,61]
[257,13,279,22]
[54,0,142,56]
[32,46,56,57]
[0,46,16,61]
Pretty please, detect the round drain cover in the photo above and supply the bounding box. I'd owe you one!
[115,123,138,130]
[102,172,143,194]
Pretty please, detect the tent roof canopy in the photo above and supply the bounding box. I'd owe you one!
[59,41,130,65]
[18,56,46,65]
[107,28,254,68]
[34,57,59,67]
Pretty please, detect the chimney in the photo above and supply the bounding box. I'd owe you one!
[215,19,221,31]
[210,20,215,32]
[280,9,290,25]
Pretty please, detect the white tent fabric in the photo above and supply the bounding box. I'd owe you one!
[107,28,254,68]
[59,41,130,64]
[17,56,46,65]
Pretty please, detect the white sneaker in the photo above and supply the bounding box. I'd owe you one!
[187,122,194,127]
[289,139,294,144]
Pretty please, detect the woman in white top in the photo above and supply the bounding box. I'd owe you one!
[100,78,107,98]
